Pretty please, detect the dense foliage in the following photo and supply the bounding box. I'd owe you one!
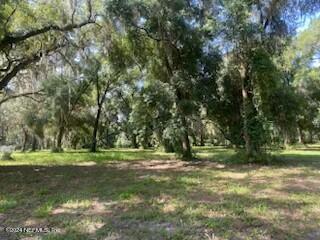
[0,0,319,162]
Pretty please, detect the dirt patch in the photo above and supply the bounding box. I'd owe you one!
[52,199,113,217]
[281,179,320,193]
[189,191,221,203]
[108,160,191,171]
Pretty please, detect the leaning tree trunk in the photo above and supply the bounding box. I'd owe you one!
[91,104,102,153]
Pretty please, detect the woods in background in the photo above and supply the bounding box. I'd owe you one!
[0,0,320,162]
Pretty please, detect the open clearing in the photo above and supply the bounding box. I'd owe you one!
[0,147,319,240]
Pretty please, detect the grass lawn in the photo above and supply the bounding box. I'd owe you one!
[0,146,319,239]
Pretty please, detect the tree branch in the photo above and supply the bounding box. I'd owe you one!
[131,23,169,42]
[0,19,95,49]
[4,6,17,32]
[0,43,66,90]
[0,51,14,72]
[0,55,40,90]
[0,90,45,105]
[0,0,96,50]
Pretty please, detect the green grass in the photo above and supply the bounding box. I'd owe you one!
[0,148,175,166]
[35,201,55,218]
[0,146,319,239]
[0,197,17,213]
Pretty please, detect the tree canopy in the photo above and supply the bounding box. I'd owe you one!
[0,0,319,162]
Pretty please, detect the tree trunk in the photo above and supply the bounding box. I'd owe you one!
[131,133,138,149]
[297,127,302,144]
[176,95,192,160]
[200,133,205,146]
[175,88,192,160]
[142,133,149,149]
[105,125,109,148]
[309,130,314,144]
[242,81,253,156]
[191,133,197,146]
[155,129,163,148]
[161,38,193,159]
[200,123,205,146]
[22,128,28,152]
[180,113,192,160]
[241,65,258,160]
[31,135,37,152]
[283,131,290,149]
[56,125,65,152]
[297,125,305,144]
[91,104,102,152]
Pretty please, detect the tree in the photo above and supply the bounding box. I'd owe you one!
[282,17,320,144]
[107,0,221,160]
[85,59,121,152]
[0,0,96,91]
[23,105,47,151]
[43,71,91,151]
[129,79,173,149]
[203,0,320,161]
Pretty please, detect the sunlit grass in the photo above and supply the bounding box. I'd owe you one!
[1,146,318,166]
[1,148,176,166]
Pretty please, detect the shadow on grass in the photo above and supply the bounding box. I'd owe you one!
[196,146,320,170]
[0,147,319,239]
[274,153,320,169]
[9,146,320,171]
[0,160,319,240]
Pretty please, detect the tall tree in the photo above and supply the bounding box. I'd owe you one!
[107,0,221,160]
[205,0,320,160]
[85,59,120,152]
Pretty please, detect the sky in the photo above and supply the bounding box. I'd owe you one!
[296,12,320,33]
[296,12,320,68]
